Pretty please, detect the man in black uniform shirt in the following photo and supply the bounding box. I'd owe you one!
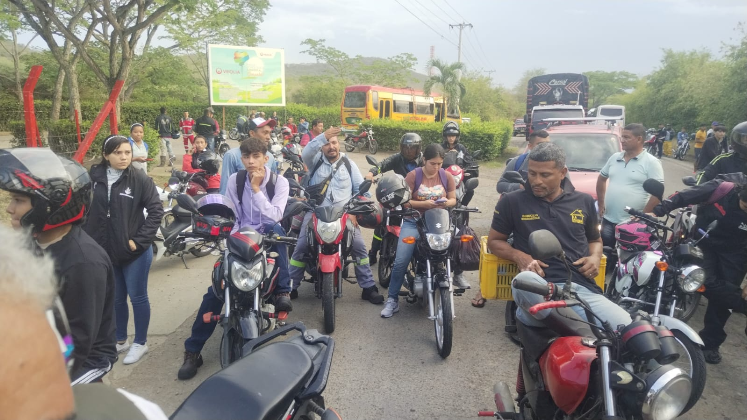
[487,143,631,331]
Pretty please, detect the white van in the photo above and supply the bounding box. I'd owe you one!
[596,105,625,126]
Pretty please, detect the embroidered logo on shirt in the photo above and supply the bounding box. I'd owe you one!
[739,223,747,232]
[120,187,134,199]
[570,209,585,224]
[521,214,540,221]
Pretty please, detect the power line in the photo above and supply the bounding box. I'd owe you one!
[472,31,493,71]
[393,0,458,47]
[464,30,491,71]
[443,0,467,22]
[412,0,450,26]
[430,0,454,21]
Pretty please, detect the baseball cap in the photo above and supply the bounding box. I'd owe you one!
[248,117,277,131]
[205,107,215,114]
[712,121,721,127]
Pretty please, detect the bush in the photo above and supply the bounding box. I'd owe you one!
[365,118,512,160]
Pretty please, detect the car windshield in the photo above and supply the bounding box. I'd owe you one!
[550,133,619,171]
[515,119,524,124]
[533,109,584,121]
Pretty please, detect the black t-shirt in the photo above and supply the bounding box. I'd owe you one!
[491,182,601,291]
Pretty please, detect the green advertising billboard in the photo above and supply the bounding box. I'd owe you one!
[207,44,286,106]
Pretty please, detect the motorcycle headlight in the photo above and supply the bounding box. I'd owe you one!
[678,265,705,293]
[230,259,263,292]
[426,233,451,251]
[317,220,342,244]
[642,366,691,420]
[169,182,180,191]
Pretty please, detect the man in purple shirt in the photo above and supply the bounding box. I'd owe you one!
[177,137,290,380]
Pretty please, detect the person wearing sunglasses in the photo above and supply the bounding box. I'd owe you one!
[0,148,117,385]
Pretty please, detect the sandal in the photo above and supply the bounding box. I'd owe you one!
[471,296,486,308]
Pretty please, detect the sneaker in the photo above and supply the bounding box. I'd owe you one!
[274,293,293,312]
[454,273,471,289]
[290,289,299,300]
[177,351,203,380]
[123,343,148,365]
[362,285,385,304]
[703,349,721,364]
[368,250,378,265]
[380,298,399,318]
[116,340,130,354]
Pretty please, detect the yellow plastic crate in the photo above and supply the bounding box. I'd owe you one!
[479,236,606,301]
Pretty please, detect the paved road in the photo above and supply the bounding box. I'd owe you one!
[109,137,747,420]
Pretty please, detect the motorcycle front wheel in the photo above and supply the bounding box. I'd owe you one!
[671,330,707,415]
[190,240,217,257]
[434,286,453,358]
[219,317,244,368]
[673,292,701,323]
[378,234,397,288]
[322,272,336,333]
[228,128,239,140]
[368,139,378,154]
[344,140,355,152]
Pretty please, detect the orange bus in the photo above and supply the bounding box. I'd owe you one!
[341,85,460,129]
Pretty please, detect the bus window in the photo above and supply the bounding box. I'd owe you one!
[415,103,432,115]
[447,104,460,119]
[379,100,384,118]
[344,91,366,108]
[372,91,379,111]
[394,100,411,114]
[384,101,391,118]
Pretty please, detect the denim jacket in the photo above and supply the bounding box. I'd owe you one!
[301,133,363,207]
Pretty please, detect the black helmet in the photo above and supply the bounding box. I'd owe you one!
[730,121,747,157]
[400,133,422,157]
[0,148,92,233]
[352,198,384,229]
[376,173,411,209]
[196,151,220,175]
[442,121,460,139]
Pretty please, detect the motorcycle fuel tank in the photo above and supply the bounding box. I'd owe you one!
[423,208,450,234]
[539,336,597,415]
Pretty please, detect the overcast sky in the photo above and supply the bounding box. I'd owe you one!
[257,0,746,86]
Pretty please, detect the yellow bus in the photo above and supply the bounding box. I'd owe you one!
[341,85,460,129]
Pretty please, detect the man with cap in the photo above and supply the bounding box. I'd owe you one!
[195,107,218,152]
[219,117,277,195]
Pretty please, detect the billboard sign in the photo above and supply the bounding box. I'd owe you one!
[207,44,286,106]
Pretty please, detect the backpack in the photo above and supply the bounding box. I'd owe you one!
[301,156,352,204]
[513,153,528,171]
[128,138,149,153]
[236,169,277,206]
[413,167,449,194]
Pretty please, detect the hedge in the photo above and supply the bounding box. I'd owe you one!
[364,118,512,160]
[8,119,161,170]
[0,99,341,132]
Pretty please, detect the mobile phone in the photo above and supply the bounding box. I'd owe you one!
[435,197,447,204]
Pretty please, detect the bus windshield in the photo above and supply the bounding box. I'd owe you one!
[343,91,366,108]
[533,108,584,121]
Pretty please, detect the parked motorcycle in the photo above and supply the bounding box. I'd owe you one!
[645,131,658,156]
[389,204,478,358]
[171,322,341,420]
[228,127,240,141]
[214,130,230,157]
[281,143,307,182]
[344,125,378,154]
[286,179,380,333]
[152,193,222,268]
[176,193,302,367]
[165,168,210,202]
[673,139,690,160]
[484,229,702,419]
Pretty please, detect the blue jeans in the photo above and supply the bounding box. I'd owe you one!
[387,219,419,300]
[205,136,215,152]
[184,223,290,353]
[113,247,153,345]
[289,212,375,290]
[512,271,631,329]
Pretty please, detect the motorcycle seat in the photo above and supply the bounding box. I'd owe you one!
[172,205,193,219]
[517,322,558,363]
[170,341,314,420]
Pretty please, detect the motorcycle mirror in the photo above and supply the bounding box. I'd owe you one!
[707,220,718,231]
[359,180,372,195]
[528,229,563,260]
[681,176,697,187]
[167,176,180,190]
[471,150,482,160]
[464,178,479,191]
[643,179,665,201]
[176,194,200,214]
[282,201,307,221]
[366,155,379,167]
[503,171,525,184]
[287,178,303,191]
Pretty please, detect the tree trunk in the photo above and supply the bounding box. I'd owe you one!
[66,55,82,121]
[11,29,23,102]
[50,67,67,122]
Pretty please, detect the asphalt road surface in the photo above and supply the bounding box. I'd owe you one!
[108,137,747,420]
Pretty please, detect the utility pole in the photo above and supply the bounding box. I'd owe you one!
[483,69,496,78]
[449,22,472,64]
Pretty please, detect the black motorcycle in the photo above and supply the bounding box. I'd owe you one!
[176,194,302,367]
[391,205,478,358]
[215,130,230,157]
[171,322,341,420]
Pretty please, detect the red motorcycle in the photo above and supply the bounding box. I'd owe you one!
[344,126,378,154]
[480,229,697,420]
[288,179,379,333]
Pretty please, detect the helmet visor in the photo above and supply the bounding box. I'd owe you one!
[5,148,69,181]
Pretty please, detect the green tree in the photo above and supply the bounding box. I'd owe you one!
[0,0,37,101]
[353,53,418,87]
[586,70,638,107]
[289,75,344,108]
[423,58,465,118]
[459,71,515,121]
[300,38,357,83]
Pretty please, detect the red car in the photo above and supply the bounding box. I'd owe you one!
[513,118,527,137]
[545,123,622,201]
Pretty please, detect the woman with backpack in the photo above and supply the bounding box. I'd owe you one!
[381,143,458,318]
[85,135,163,365]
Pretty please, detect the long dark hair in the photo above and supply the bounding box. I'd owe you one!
[99,135,131,166]
[423,143,445,161]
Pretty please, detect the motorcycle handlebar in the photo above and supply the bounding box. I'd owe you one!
[624,207,671,231]
[453,207,479,213]
[512,278,557,299]
[266,235,298,245]
[529,301,568,315]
